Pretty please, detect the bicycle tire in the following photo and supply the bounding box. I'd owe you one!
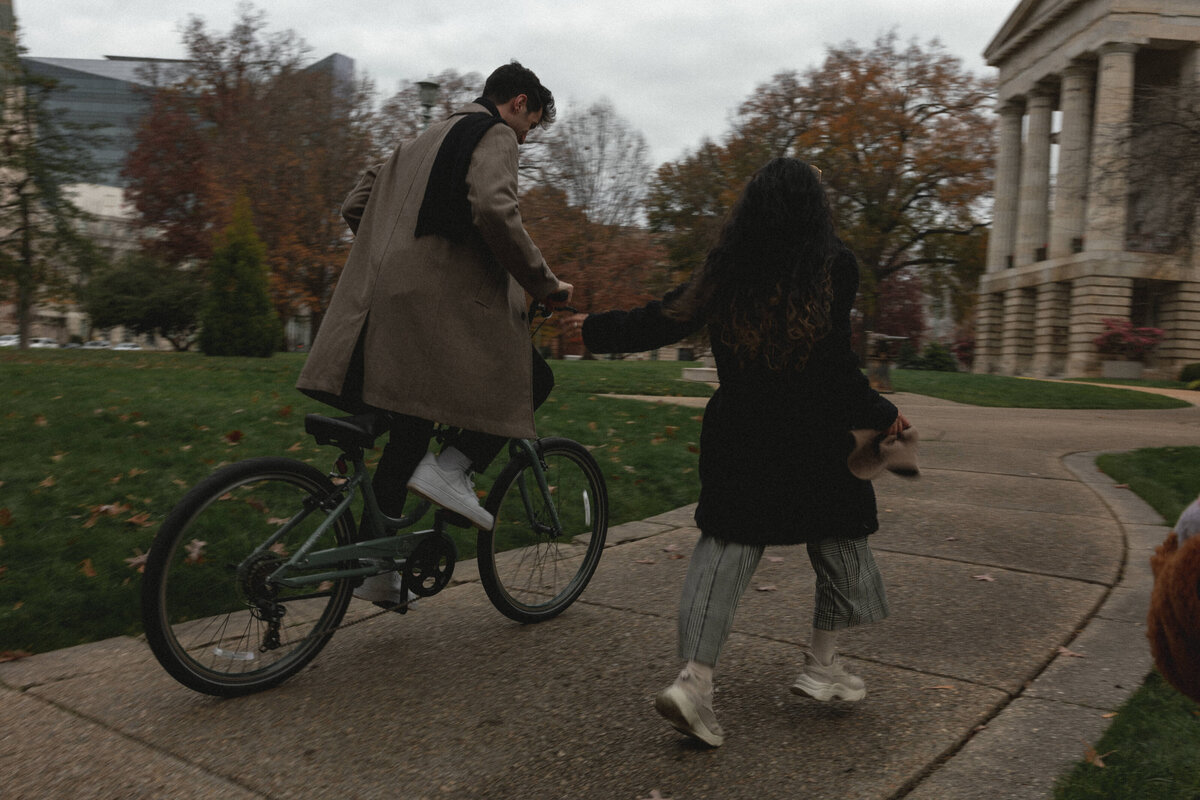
[478,438,608,623]
[142,457,355,696]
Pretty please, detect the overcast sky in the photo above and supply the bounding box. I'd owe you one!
[18,0,1016,166]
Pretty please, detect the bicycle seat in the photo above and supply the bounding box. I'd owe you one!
[304,411,391,450]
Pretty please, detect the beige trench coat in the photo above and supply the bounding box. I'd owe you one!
[296,103,560,439]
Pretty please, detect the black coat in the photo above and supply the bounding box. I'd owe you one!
[581,247,897,546]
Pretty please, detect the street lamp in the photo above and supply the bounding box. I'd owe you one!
[417,80,439,130]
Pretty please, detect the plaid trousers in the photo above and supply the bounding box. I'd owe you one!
[678,532,889,665]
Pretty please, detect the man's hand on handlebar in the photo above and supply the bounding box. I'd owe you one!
[545,281,574,310]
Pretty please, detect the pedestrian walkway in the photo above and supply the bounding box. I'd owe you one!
[2,393,1197,800]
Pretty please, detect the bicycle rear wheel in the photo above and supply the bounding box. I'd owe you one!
[142,457,355,696]
[478,438,608,623]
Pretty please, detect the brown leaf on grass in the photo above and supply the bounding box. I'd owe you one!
[109,474,123,485]
[664,425,679,437]
[33,414,47,426]
[269,542,289,556]
[277,405,293,418]
[223,430,244,445]
[126,512,154,528]
[650,437,666,445]
[1057,646,1086,658]
[972,573,996,582]
[266,517,290,526]
[687,445,700,453]
[184,539,207,564]
[79,558,97,578]
[0,508,10,528]
[287,441,304,452]
[125,549,148,573]
[0,650,32,663]
[1082,740,1114,767]
[172,479,188,488]
[38,475,56,488]
[588,421,599,431]
[127,468,147,478]
[51,451,67,462]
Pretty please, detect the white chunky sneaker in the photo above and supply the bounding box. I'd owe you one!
[654,667,725,747]
[353,567,418,610]
[790,649,866,702]
[406,451,494,530]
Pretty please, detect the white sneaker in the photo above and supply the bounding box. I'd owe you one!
[406,451,493,530]
[790,650,866,701]
[353,568,418,610]
[654,667,725,747]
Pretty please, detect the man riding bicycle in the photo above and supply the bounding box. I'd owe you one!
[297,62,573,605]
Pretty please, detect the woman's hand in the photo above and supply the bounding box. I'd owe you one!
[563,312,589,336]
[885,412,911,437]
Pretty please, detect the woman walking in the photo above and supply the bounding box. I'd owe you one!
[572,158,909,747]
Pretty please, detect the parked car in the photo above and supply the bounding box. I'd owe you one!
[82,340,110,349]
[112,342,142,351]
[28,337,59,349]
[0,334,18,347]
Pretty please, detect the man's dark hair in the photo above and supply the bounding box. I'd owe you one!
[483,61,556,126]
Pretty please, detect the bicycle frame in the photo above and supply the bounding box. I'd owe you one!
[258,436,560,591]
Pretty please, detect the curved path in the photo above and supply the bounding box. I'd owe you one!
[2,392,1198,799]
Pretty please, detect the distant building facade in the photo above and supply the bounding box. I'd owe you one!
[975,0,1200,378]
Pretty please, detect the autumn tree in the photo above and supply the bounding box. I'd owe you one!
[0,32,101,347]
[123,3,377,333]
[199,195,280,357]
[649,33,994,345]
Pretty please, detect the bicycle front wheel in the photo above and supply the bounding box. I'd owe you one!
[478,438,608,623]
[141,457,355,696]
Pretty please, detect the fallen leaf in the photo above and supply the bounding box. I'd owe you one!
[287,441,304,452]
[33,414,47,426]
[79,558,97,578]
[664,425,679,437]
[0,650,32,663]
[39,475,56,488]
[1113,484,1129,489]
[125,550,148,573]
[51,451,67,462]
[128,468,147,478]
[1082,739,1114,767]
[588,421,598,431]
[668,553,685,559]
[687,445,700,453]
[766,555,784,563]
[277,405,293,418]
[184,539,207,564]
[223,430,244,444]
[945,536,958,541]
[1057,646,1086,658]
[1102,712,1117,719]
[756,584,777,591]
[0,509,10,528]
[269,542,289,556]
[972,573,996,582]
[662,544,681,552]
[633,558,656,564]
[126,512,154,528]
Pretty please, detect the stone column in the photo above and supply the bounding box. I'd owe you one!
[1031,282,1070,377]
[1085,43,1138,252]
[986,101,1025,273]
[972,291,1003,374]
[1049,64,1093,258]
[999,287,1036,374]
[1066,275,1134,376]
[1015,86,1054,267]
[1157,282,1200,371]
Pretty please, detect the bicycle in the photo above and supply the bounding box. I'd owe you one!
[141,303,608,697]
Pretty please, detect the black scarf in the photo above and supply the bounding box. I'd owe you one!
[414,97,506,243]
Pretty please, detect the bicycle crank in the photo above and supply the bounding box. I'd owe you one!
[403,530,457,597]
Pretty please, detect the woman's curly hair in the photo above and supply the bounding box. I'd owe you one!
[667,157,838,369]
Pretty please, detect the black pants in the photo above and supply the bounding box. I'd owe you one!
[372,348,555,516]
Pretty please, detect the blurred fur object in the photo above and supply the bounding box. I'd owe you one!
[1147,497,1200,703]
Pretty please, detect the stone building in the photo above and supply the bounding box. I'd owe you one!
[975,0,1200,378]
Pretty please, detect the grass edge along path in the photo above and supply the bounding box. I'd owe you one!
[1052,446,1200,800]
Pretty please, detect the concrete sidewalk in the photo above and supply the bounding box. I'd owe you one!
[3,393,1198,800]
